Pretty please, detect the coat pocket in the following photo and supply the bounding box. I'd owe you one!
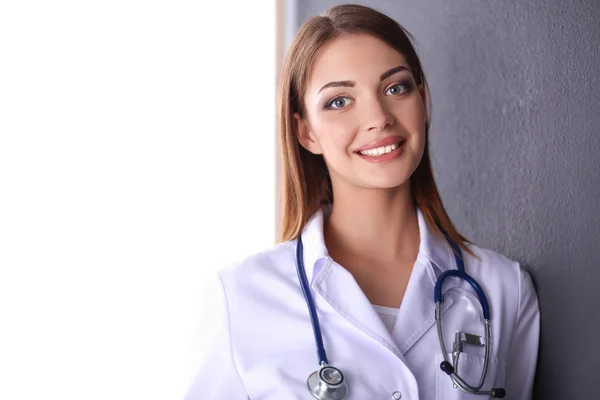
[436,352,506,400]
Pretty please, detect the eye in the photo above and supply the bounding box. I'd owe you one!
[324,96,353,110]
[385,82,411,96]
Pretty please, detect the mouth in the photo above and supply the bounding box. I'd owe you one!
[355,139,405,157]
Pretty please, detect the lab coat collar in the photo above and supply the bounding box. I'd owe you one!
[299,203,332,285]
[415,206,455,277]
[299,203,455,283]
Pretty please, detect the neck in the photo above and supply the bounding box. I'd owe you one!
[324,183,420,268]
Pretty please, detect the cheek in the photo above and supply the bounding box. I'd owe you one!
[312,117,356,155]
[394,98,427,127]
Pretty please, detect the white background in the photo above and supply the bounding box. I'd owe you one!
[0,1,277,399]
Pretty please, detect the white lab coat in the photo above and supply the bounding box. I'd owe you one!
[185,206,540,399]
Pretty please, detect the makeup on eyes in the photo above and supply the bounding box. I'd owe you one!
[322,80,414,110]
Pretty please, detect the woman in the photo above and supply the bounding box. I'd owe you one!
[186,4,539,399]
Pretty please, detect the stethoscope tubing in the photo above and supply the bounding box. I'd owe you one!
[434,237,491,320]
[296,235,329,366]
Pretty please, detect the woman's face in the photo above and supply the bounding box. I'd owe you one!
[295,33,427,192]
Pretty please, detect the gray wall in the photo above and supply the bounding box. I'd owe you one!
[286,1,600,398]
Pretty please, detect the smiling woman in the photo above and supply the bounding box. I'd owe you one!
[184,4,539,400]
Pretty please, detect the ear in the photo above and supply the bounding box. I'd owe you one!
[293,113,323,155]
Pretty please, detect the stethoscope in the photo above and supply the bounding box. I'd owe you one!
[295,234,506,400]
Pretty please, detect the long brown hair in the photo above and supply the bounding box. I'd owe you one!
[278,4,475,257]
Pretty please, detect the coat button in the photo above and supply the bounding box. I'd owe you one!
[392,391,402,399]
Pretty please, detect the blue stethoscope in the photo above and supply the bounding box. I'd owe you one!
[295,235,506,400]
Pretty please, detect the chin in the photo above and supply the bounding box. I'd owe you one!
[362,176,411,190]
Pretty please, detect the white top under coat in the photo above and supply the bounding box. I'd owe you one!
[372,304,400,334]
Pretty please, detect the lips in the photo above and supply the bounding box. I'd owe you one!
[355,140,405,163]
[353,135,406,153]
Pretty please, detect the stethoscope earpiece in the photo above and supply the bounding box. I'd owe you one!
[440,361,454,375]
[307,364,348,400]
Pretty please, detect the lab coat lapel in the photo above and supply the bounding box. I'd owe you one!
[392,209,458,355]
[392,256,454,354]
[313,257,404,359]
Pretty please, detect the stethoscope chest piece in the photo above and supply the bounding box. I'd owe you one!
[307,364,348,400]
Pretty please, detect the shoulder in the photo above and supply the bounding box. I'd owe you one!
[210,240,307,335]
[463,242,537,313]
[464,242,525,279]
[216,240,298,291]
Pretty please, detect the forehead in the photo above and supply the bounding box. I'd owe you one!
[306,33,409,93]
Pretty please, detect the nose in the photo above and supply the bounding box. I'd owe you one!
[362,97,395,132]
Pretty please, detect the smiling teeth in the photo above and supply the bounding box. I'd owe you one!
[359,142,401,156]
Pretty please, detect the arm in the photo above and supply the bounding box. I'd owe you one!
[184,272,248,400]
[504,266,540,400]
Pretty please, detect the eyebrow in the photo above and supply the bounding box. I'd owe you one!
[317,65,411,94]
